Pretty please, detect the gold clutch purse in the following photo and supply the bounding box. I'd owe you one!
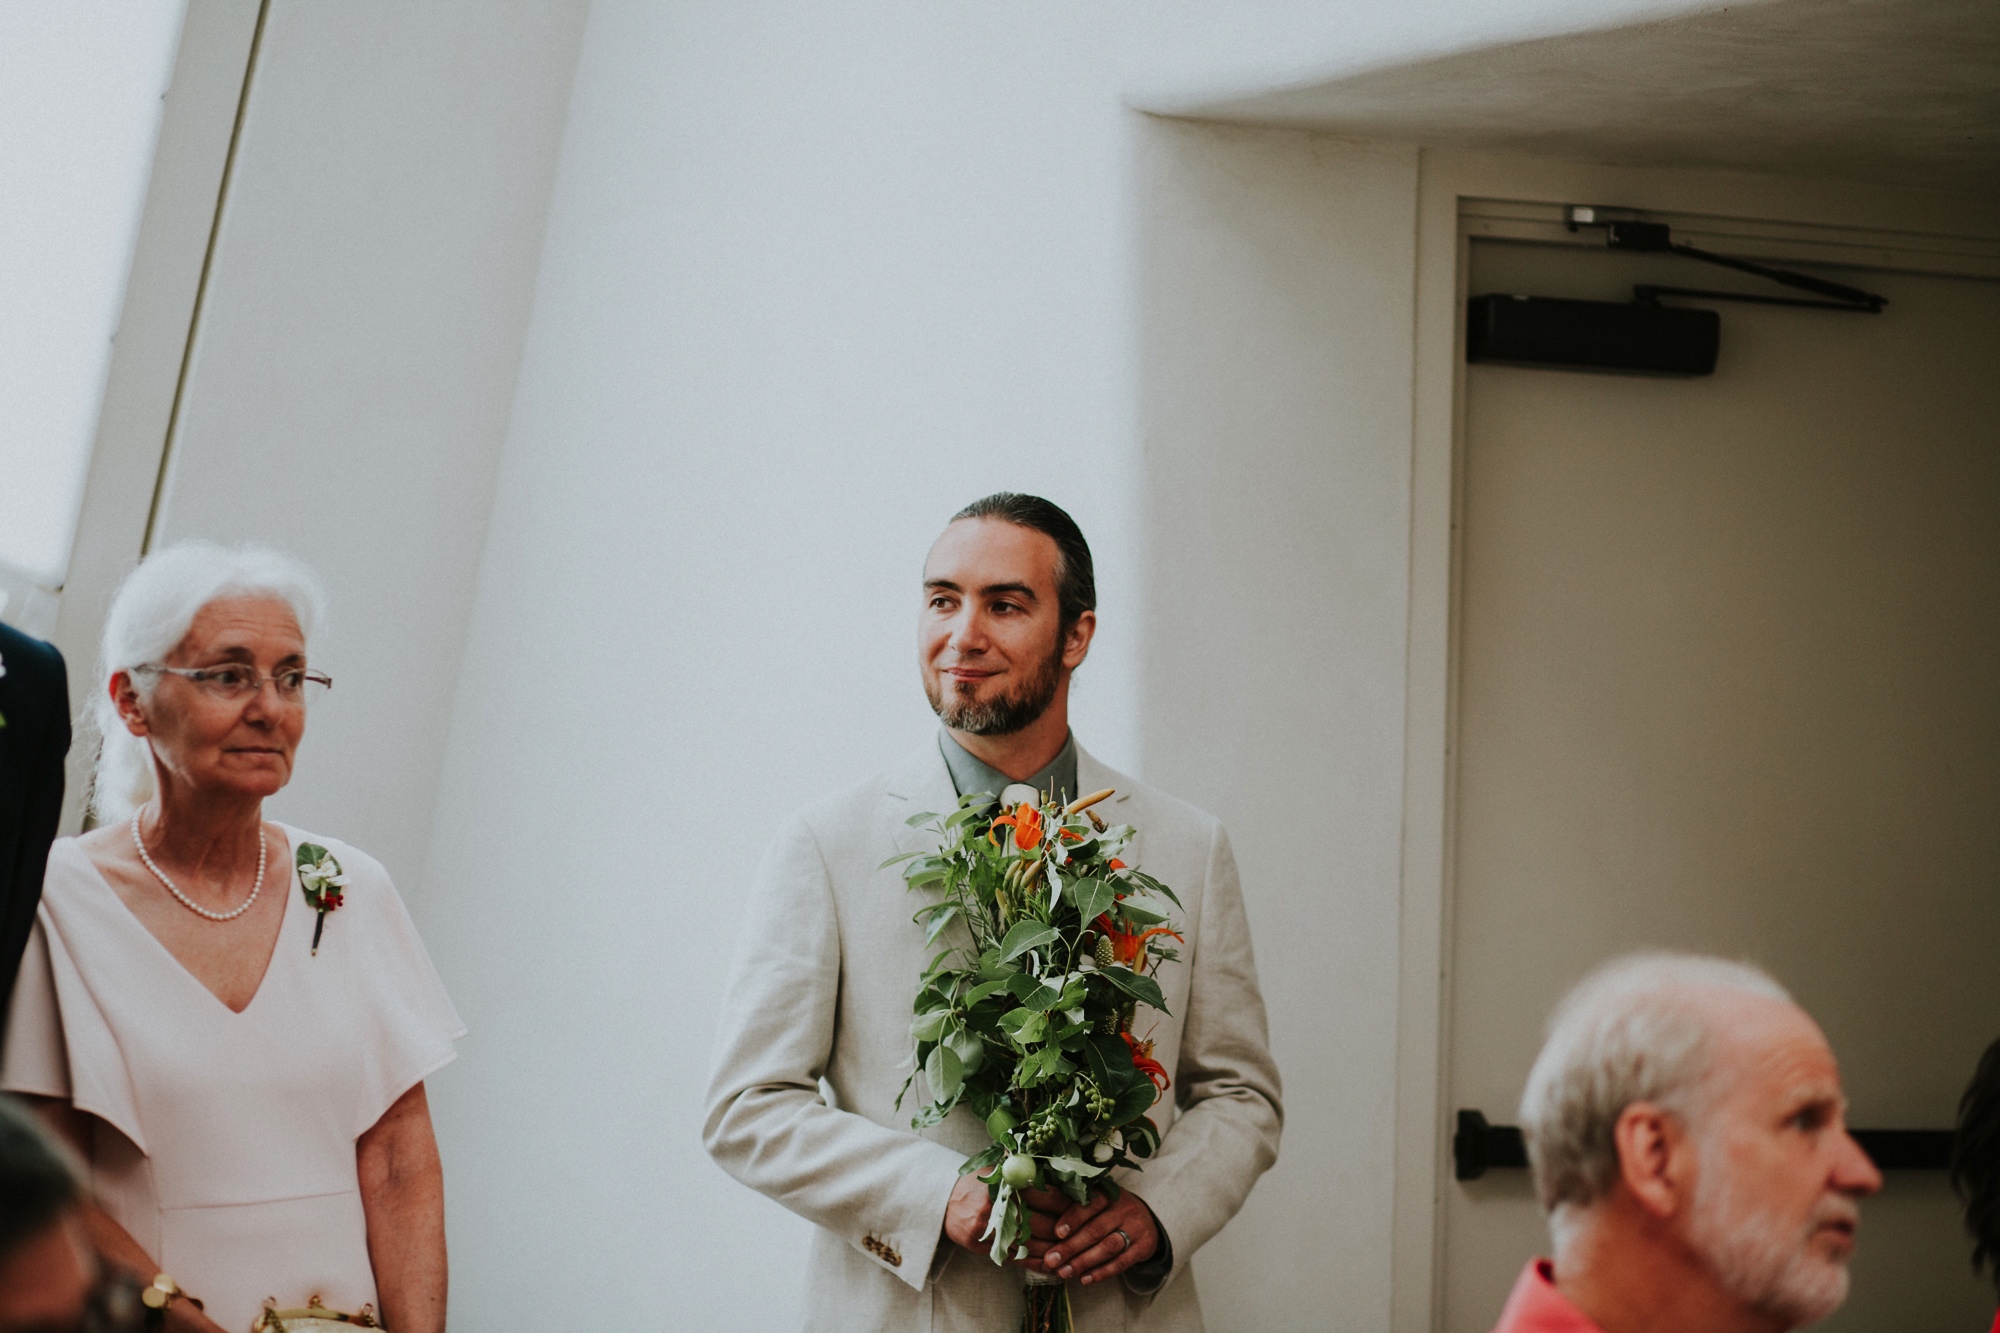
[251,1296,382,1331]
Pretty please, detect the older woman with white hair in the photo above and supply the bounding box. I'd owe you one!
[1,543,463,1333]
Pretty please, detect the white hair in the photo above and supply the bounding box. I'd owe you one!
[1519,952,1791,1222]
[88,541,326,821]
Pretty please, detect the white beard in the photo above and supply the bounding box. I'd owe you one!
[1684,1141,1855,1327]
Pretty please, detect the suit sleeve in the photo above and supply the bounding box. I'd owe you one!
[1120,823,1283,1280]
[702,814,965,1291]
[0,633,68,1040]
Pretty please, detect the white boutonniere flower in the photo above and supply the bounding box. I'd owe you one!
[296,843,349,955]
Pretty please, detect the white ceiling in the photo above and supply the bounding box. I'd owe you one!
[1163,0,2000,194]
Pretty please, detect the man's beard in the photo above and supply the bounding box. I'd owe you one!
[926,641,1063,737]
[1684,1137,1856,1327]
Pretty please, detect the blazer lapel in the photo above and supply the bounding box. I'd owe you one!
[883,738,961,856]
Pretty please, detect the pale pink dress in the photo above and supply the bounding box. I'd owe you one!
[1,826,464,1333]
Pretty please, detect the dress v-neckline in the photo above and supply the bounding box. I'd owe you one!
[79,826,298,1017]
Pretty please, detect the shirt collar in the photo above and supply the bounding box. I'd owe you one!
[937,728,1080,806]
[1490,1259,1606,1333]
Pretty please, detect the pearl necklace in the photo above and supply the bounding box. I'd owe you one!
[131,811,267,922]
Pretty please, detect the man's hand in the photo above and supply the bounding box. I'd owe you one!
[944,1172,996,1252]
[1024,1185,1161,1286]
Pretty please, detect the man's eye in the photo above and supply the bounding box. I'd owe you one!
[1790,1106,1831,1132]
[276,670,306,690]
[207,667,252,687]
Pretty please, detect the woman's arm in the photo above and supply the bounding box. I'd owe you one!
[25,1097,229,1333]
[358,1081,447,1333]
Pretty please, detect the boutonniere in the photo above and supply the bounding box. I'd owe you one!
[296,844,349,955]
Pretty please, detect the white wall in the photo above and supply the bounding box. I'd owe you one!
[1136,122,1420,1327]
[416,5,1144,1323]
[418,2,1428,1324]
[151,0,589,887]
[0,0,185,593]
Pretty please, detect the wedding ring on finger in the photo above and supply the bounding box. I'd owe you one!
[1113,1227,1132,1253]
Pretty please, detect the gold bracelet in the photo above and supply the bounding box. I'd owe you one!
[141,1273,205,1313]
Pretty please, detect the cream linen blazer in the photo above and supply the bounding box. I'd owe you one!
[704,741,1283,1332]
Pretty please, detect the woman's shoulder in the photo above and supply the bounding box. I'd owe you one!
[277,825,387,877]
[40,832,114,898]
[274,825,401,912]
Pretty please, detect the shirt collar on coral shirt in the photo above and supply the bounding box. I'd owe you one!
[1490,1259,1605,1333]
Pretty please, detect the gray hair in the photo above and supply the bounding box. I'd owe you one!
[1519,952,1792,1217]
[89,541,325,821]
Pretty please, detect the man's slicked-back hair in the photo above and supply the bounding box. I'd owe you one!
[952,493,1096,632]
[1518,952,1792,1216]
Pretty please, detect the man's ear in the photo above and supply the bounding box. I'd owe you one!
[1061,609,1097,670]
[1612,1101,1693,1220]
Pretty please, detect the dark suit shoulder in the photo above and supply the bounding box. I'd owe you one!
[0,623,67,699]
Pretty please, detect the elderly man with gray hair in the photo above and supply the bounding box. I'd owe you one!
[1491,953,1883,1333]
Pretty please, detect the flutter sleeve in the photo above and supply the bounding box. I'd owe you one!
[300,832,467,1136]
[0,917,72,1097]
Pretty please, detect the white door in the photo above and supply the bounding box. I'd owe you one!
[1440,214,2000,1331]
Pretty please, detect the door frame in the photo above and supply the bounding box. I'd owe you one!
[1388,147,2000,1332]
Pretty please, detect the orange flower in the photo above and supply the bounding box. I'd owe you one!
[1093,914,1184,969]
[991,802,1043,850]
[1122,1031,1170,1091]
[1107,858,1126,870]
[1057,828,1081,843]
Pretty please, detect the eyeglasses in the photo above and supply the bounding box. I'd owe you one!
[133,662,333,706]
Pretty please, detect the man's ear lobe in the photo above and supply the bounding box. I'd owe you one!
[1613,1102,1686,1219]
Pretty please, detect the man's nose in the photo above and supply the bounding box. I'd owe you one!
[1833,1128,1884,1196]
[947,610,988,654]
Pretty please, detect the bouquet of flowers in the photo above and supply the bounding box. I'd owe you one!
[893,787,1183,1333]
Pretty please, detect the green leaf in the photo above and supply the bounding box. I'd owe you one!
[964,978,1012,1005]
[1113,901,1168,926]
[1000,1008,1047,1046]
[1099,966,1168,1013]
[926,1044,963,1102]
[1042,1156,1106,1178]
[911,1008,951,1042]
[924,904,962,946]
[1069,877,1117,925]
[1111,1078,1159,1123]
[1022,981,1068,1012]
[906,810,942,827]
[963,1144,1006,1175]
[998,920,1060,963]
[1129,870,1183,908]
[878,850,923,869]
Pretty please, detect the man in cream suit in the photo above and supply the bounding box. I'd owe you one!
[705,493,1282,1331]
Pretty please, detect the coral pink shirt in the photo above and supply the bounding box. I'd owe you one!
[1491,1259,1604,1333]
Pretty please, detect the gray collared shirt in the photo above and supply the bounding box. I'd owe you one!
[937,729,1080,806]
